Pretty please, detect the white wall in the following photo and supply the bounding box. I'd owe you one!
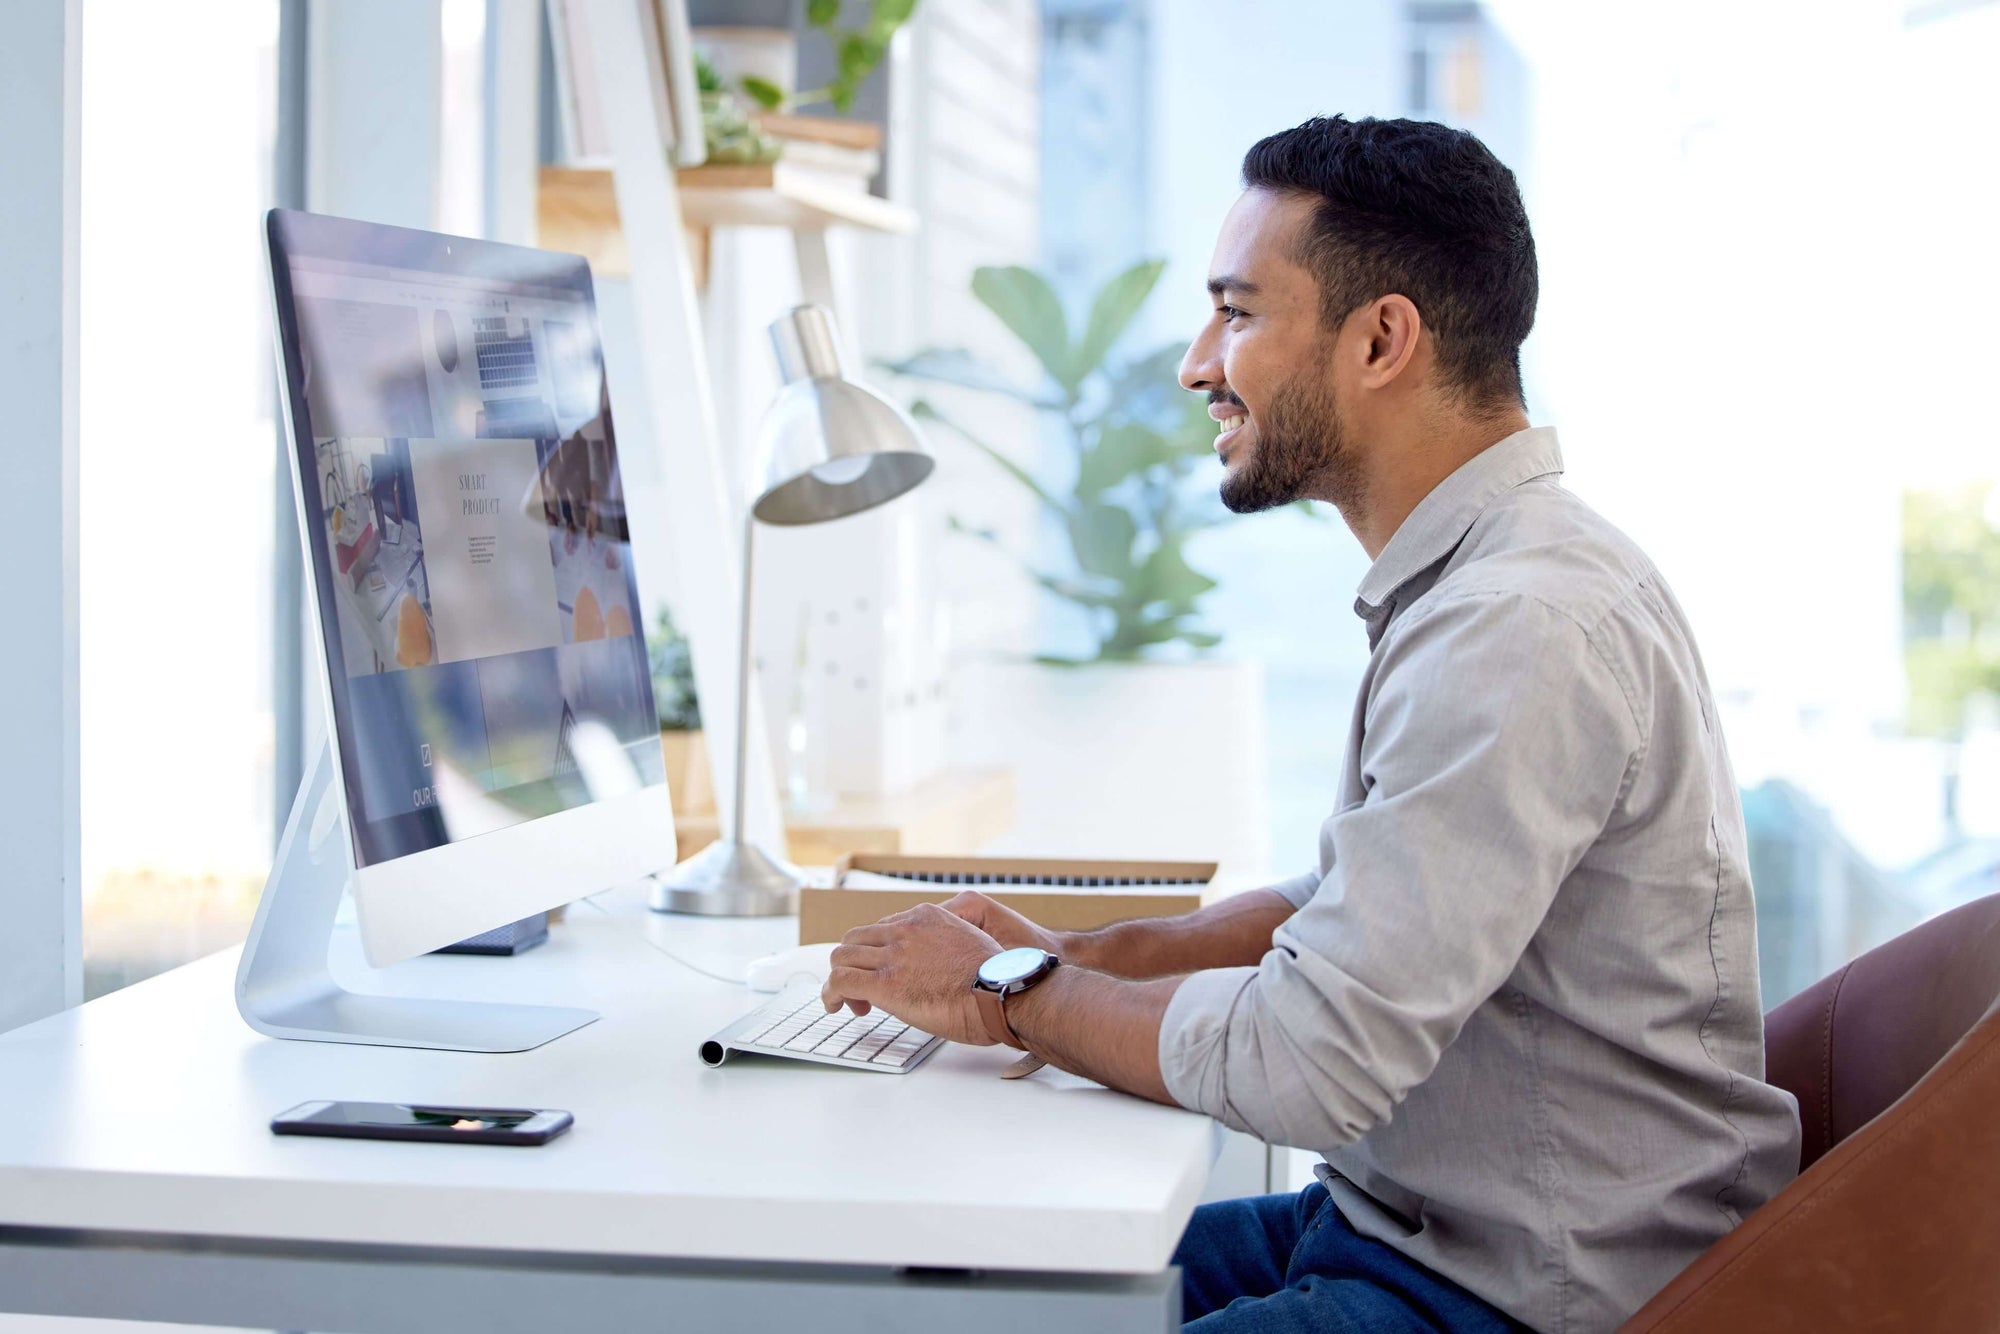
[0,0,83,1031]
[308,0,444,228]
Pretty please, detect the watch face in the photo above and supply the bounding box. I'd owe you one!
[978,946,1049,988]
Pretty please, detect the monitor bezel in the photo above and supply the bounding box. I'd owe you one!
[265,208,676,966]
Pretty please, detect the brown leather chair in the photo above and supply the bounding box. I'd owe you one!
[1621,892,2000,1331]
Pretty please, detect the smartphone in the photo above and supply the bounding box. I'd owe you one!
[271,1100,572,1146]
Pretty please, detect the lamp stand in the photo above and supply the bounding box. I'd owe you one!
[650,838,801,916]
[651,513,802,916]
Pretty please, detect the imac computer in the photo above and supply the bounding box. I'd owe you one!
[236,209,677,1052]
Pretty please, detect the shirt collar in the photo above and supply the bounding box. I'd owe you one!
[1353,426,1565,618]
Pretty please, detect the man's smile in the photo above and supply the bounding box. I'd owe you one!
[1210,400,1250,456]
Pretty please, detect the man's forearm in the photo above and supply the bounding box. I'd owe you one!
[1004,966,1184,1104]
[1059,888,1296,978]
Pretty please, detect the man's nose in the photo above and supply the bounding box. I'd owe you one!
[1179,324,1221,393]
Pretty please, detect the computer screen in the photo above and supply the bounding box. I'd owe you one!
[268,211,665,868]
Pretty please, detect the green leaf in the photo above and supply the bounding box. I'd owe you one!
[1068,503,1137,579]
[913,399,1067,519]
[1102,340,1195,427]
[831,32,882,110]
[1071,259,1165,384]
[1135,540,1218,609]
[739,74,785,110]
[693,51,722,93]
[807,0,842,26]
[877,347,1061,408]
[1075,421,1177,498]
[870,0,919,33]
[970,266,1076,393]
[1032,570,1123,609]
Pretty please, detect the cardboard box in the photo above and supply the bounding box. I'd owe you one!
[800,854,1214,945]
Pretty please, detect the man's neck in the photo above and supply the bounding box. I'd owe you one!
[1344,409,1530,559]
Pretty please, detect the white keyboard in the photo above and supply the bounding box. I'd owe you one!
[698,989,944,1073]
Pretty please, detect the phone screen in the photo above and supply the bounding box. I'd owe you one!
[301,1102,537,1131]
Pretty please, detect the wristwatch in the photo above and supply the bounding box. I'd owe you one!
[972,946,1061,1049]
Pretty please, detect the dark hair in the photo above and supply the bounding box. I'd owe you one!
[1241,115,1537,408]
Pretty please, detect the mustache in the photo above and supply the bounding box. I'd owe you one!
[1208,390,1246,410]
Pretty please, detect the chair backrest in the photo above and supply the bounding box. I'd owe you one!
[1621,891,2000,1331]
[1763,891,2000,1170]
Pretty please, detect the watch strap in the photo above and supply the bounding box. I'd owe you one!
[974,984,1022,1049]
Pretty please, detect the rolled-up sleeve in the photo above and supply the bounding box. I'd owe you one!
[1265,870,1322,911]
[1158,592,1642,1149]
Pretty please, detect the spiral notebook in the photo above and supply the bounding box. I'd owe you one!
[798,855,1215,944]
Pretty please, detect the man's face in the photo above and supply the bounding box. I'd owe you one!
[1178,189,1359,514]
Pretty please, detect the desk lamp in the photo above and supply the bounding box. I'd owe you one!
[651,304,933,916]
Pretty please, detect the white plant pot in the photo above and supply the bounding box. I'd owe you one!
[955,658,1271,881]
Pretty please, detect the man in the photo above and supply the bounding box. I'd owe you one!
[820,115,1801,1332]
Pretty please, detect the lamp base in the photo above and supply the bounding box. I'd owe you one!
[650,840,802,917]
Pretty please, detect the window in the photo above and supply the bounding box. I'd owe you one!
[79,0,284,998]
[1039,0,2000,1002]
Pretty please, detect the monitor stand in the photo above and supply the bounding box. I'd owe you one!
[234,742,599,1052]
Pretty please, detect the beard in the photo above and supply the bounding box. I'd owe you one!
[1217,370,1364,516]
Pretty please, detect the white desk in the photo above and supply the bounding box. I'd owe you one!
[0,887,1217,1331]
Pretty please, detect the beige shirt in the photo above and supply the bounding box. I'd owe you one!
[1158,427,1801,1333]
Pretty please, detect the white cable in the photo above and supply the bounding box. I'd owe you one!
[574,891,750,986]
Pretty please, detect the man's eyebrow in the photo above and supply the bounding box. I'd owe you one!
[1206,274,1260,298]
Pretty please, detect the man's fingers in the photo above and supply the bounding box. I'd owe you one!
[840,922,894,948]
[940,889,993,920]
[828,942,889,971]
[820,987,872,1016]
[821,964,881,1015]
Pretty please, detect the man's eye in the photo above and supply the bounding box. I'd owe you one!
[1218,305,1243,322]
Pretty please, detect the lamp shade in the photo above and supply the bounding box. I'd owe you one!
[749,305,933,526]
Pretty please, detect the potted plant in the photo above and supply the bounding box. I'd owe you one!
[695,0,917,116]
[885,261,1289,873]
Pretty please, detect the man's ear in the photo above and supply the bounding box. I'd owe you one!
[1357,294,1423,390]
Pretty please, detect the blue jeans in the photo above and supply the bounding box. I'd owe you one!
[1174,1186,1529,1333]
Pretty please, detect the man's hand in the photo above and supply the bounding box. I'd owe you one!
[821,903,1005,1046]
[938,890,1066,957]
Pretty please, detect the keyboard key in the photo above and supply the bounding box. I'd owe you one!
[750,1018,805,1044]
[813,1015,882,1056]
[745,998,816,1043]
[873,1036,928,1065]
[847,1032,894,1061]
[784,1019,847,1051]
